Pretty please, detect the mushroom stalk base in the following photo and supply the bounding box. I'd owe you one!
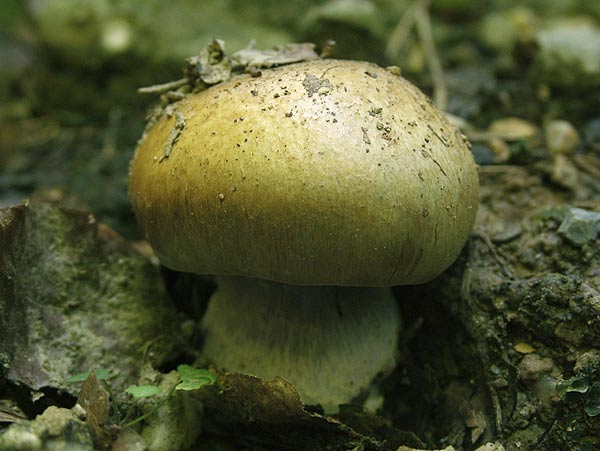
[201,276,400,413]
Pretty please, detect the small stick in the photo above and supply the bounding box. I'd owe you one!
[138,78,189,94]
[385,2,419,60]
[385,0,448,111]
[415,0,448,111]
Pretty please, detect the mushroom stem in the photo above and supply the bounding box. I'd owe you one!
[201,276,400,413]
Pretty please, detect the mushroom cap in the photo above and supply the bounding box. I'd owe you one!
[129,59,479,286]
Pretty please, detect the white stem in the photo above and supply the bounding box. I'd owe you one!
[201,276,400,413]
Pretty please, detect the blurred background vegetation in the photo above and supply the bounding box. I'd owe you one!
[1,0,600,237]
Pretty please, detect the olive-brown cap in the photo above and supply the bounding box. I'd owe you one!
[129,59,479,286]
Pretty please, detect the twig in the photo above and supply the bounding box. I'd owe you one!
[385,0,448,111]
[385,3,419,60]
[138,78,189,94]
[414,0,447,111]
[122,383,178,428]
[101,108,122,160]
[473,231,516,280]
[460,269,505,436]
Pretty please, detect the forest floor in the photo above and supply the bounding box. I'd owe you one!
[1,1,600,450]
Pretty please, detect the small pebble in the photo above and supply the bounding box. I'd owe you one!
[536,375,559,402]
[474,442,507,451]
[544,120,580,155]
[518,353,555,387]
[488,117,539,143]
[100,18,133,55]
[478,8,537,54]
[574,350,600,373]
[488,137,511,163]
[471,144,495,165]
[558,207,600,246]
[537,20,600,81]
[582,118,600,153]
[514,342,535,354]
[550,154,578,190]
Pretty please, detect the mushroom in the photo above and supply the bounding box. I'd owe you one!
[129,59,479,413]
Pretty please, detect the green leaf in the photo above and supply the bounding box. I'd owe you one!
[556,376,589,399]
[584,399,600,417]
[67,369,118,383]
[125,385,163,399]
[584,384,600,417]
[175,365,217,391]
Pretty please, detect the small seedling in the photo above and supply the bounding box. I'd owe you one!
[67,368,118,384]
[556,376,590,398]
[175,364,217,391]
[124,385,163,399]
[67,365,217,428]
[556,376,600,418]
